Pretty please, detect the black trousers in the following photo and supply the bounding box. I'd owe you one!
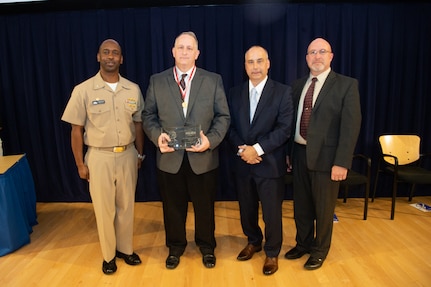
[235,173,284,258]
[292,143,340,259]
[157,154,217,256]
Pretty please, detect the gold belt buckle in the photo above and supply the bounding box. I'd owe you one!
[113,146,126,153]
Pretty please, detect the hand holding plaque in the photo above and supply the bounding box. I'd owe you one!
[162,125,202,150]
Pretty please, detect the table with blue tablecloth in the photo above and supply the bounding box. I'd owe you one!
[0,154,37,256]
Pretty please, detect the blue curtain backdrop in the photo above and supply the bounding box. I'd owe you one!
[0,3,430,202]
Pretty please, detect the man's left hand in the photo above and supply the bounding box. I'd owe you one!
[331,165,348,181]
[238,145,262,165]
[186,130,210,152]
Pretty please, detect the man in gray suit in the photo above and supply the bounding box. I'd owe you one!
[284,38,361,270]
[142,31,230,270]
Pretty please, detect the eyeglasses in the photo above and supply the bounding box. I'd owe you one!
[307,49,332,56]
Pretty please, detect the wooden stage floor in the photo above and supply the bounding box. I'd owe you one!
[1,196,430,287]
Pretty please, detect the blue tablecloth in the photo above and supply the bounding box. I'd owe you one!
[0,154,37,256]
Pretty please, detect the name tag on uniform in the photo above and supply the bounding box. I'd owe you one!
[92,99,105,105]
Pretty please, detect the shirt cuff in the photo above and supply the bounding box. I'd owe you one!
[253,143,264,156]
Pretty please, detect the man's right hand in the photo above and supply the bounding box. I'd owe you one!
[77,164,90,182]
[158,133,175,153]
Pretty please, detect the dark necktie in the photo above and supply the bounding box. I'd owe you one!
[180,73,187,91]
[300,77,317,140]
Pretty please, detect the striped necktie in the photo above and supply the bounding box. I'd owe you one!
[300,77,317,139]
[180,73,187,90]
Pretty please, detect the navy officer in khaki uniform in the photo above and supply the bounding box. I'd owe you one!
[62,39,145,275]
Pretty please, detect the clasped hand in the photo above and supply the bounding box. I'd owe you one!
[238,145,262,165]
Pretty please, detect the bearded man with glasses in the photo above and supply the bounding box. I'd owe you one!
[284,38,361,270]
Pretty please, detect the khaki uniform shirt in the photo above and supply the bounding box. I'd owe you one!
[62,72,144,147]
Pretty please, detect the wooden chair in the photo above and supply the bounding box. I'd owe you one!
[340,154,371,220]
[372,134,431,219]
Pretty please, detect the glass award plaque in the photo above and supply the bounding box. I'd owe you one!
[162,125,201,150]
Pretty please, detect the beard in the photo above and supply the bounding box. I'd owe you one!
[309,62,327,74]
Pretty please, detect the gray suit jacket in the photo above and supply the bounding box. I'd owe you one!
[292,70,361,171]
[143,67,230,175]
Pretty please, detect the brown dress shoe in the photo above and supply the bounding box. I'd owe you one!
[263,257,278,275]
[237,244,262,261]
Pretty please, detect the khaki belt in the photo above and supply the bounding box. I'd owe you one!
[93,145,129,153]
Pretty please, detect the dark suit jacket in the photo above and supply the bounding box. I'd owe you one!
[228,78,293,178]
[143,67,230,175]
[291,70,361,171]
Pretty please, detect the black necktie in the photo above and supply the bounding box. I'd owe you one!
[300,77,317,139]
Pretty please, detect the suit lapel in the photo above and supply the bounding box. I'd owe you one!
[240,83,251,125]
[251,79,273,125]
[186,68,202,118]
[313,71,336,111]
[167,69,186,120]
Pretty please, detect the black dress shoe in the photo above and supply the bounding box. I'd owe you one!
[102,258,117,275]
[304,257,323,270]
[284,247,308,260]
[202,254,216,268]
[237,244,262,261]
[166,255,180,269]
[263,257,278,275]
[116,251,142,265]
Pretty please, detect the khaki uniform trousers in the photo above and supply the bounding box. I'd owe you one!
[86,145,138,262]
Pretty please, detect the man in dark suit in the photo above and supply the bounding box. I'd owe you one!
[142,31,230,270]
[228,46,293,275]
[284,38,361,270]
